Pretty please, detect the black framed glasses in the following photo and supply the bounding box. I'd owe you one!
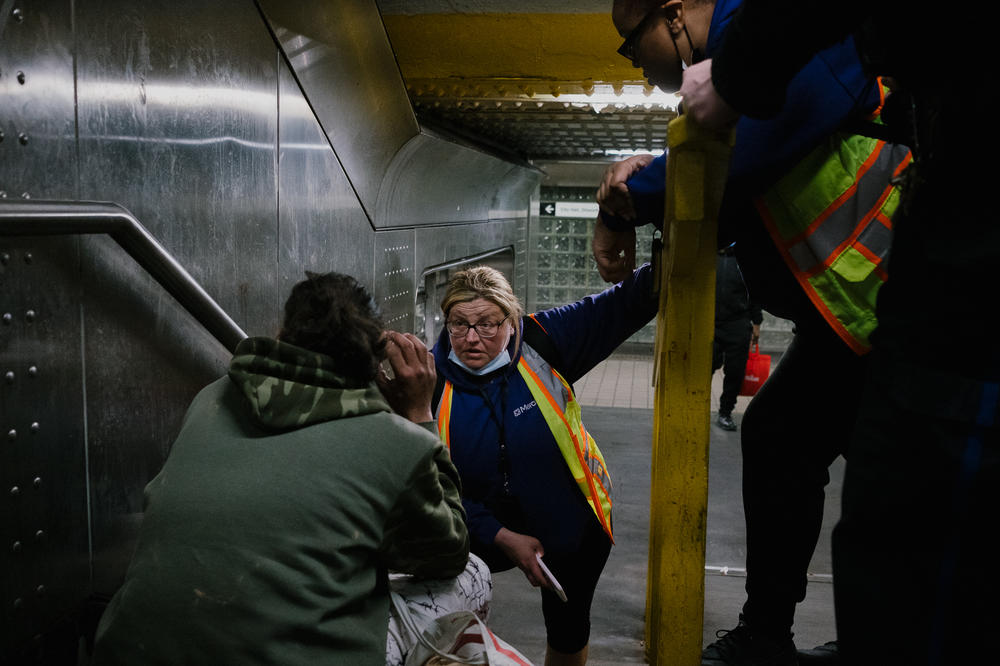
[447,314,510,339]
[617,6,702,69]
[616,5,666,65]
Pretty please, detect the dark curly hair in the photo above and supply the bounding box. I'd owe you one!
[277,272,386,384]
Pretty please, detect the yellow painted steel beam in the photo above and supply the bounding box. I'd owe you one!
[381,13,638,83]
[646,115,734,665]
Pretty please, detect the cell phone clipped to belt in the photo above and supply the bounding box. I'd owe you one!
[535,553,567,602]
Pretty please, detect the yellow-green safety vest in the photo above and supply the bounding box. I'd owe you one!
[436,343,614,541]
[755,85,913,354]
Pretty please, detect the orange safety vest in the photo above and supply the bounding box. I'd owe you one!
[436,344,614,541]
[755,82,912,354]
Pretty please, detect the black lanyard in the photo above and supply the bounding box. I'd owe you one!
[477,377,512,497]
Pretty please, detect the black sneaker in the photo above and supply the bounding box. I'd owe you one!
[702,616,798,665]
[796,640,838,664]
[717,413,738,431]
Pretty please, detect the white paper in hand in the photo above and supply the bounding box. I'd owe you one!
[535,553,567,602]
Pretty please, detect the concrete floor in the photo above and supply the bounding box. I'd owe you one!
[485,353,843,664]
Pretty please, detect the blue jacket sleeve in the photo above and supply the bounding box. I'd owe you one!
[531,263,658,385]
[462,497,503,548]
[602,153,667,232]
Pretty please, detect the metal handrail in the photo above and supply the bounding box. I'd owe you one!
[0,200,247,352]
[418,245,514,282]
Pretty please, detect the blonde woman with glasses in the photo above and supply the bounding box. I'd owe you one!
[431,260,656,666]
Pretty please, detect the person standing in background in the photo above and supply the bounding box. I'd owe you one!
[713,244,762,432]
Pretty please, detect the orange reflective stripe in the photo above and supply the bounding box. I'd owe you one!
[518,358,613,540]
[437,381,453,448]
[868,77,888,119]
[794,141,886,244]
[527,313,549,335]
[801,168,898,279]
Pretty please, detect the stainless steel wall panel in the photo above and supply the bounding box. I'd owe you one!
[0,238,89,657]
[277,61,375,293]
[258,0,540,230]
[75,0,279,328]
[491,166,541,223]
[374,228,416,333]
[72,0,280,593]
[1,1,89,656]
[375,132,540,229]
[0,0,77,200]
[258,0,419,220]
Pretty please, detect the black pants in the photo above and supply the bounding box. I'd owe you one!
[713,319,753,416]
[738,321,866,639]
[833,354,1000,665]
[540,518,612,654]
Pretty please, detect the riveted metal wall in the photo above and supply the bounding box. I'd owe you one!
[73,0,281,606]
[0,241,91,662]
[0,0,537,659]
[0,1,90,657]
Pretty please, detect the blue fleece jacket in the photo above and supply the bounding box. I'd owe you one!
[620,0,881,230]
[433,264,657,562]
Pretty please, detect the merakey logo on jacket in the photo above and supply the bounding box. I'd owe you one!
[512,401,537,417]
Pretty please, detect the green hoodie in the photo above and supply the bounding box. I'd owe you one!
[93,337,469,665]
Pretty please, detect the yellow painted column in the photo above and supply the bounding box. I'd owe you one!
[645,115,734,665]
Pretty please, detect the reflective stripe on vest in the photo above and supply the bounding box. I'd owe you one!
[437,380,454,446]
[755,128,912,354]
[435,344,614,541]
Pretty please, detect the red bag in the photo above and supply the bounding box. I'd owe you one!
[739,343,771,397]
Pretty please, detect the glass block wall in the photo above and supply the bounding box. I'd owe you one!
[529,185,658,347]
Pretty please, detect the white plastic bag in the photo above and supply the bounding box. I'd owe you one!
[391,592,533,666]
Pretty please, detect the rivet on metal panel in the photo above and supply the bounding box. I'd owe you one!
[1,252,9,265]
[25,309,36,323]
[34,530,44,540]
[20,192,30,199]
[0,191,6,198]
[18,132,28,146]
[13,598,23,610]
[10,486,20,496]
[11,540,22,553]
[23,252,32,264]
[32,477,41,488]
[4,371,13,384]
[35,585,45,597]
[11,7,24,22]
[16,71,25,85]
[2,313,11,325]
[30,422,39,434]
[0,130,5,142]
[28,365,38,377]
[7,429,16,440]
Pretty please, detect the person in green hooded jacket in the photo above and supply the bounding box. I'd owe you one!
[92,271,470,665]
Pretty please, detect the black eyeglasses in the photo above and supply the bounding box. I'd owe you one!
[447,314,510,339]
[617,6,702,69]
[616,5,666,65]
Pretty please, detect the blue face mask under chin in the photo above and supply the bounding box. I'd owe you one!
[449,348,512,376]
